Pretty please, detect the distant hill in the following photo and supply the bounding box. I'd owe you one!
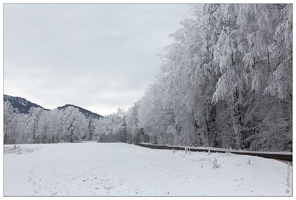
[4,94,103,120]
[4,94,49,114]
[57,104,103,120]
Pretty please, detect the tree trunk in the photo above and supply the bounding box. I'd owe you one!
[232,91,243,149]
[207,104,217,147]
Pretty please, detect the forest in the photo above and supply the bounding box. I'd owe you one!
[4,4,292,152]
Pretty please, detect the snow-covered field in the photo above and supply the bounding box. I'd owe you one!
[3,142,292,196]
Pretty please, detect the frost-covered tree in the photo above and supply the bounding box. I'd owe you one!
[97,108,129,143]
[84,117,98,141]
[25,107,44,143]
[3,101,21,144]
[40,109,62,143]
[210,4,292,150]
[126,101,150,143]
[132,3,292,151]
[35,111,50,143]
[137,81,176,145]
[3,103,95,144]
[60,106,88,142]
[126,101,140,143]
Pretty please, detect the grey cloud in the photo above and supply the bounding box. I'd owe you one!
[4,3,192,115]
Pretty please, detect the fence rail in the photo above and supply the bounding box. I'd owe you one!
[135,143,292,162]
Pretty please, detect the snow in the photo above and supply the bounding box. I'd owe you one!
[3,142,292,196]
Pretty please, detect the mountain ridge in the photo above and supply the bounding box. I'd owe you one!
[4,94,103,119]
[4,94,49,113]
[57,104,103,120]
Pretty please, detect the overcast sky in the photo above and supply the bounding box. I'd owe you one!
[4,3,193,115]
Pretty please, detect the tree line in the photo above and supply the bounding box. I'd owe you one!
[98,4,292,151]
[4,102,94,144]
[4,4,292,152]
[3,102,148,145]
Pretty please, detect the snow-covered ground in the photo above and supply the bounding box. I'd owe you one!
[3,142,292,196]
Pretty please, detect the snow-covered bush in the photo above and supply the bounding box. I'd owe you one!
[246,159,251,165]
[212,158,220,169]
